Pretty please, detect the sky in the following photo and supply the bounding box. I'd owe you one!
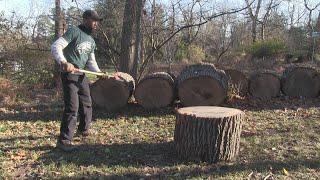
[0,0,319,19]
[0,0,93,18]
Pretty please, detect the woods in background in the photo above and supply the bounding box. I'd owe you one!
[0,0,320,88]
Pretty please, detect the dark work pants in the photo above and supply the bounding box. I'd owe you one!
[59,73,92,142]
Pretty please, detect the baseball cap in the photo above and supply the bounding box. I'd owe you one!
[83,10,103,21]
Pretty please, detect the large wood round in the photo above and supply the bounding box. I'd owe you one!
[225,69,249,95]
[282,67,320,98]
[174,106,244,163]
[177,63,228,106]
[249,72,281,99]
[90,72,135,111]
[135,72,175,109]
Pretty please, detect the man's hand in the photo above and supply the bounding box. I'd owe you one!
[61,62,75,72]
[113,72,122,80]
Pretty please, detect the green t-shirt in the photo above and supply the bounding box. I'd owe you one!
[62,26,96,69]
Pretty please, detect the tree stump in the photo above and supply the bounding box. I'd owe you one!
[90,72,135,111]
[134,72,175,109]
[249,72,281,99]
[174,106,244,163]
[225,69,249,95]
[177,63,228,106]
[281,66,320,98]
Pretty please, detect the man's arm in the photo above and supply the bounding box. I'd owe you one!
[51,37,75,72]
[86,52,101,72]
[51,37,68,65]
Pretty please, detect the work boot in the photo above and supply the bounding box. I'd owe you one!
[56,139,76,152]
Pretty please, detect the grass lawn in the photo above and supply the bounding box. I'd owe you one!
[0,97,319,179]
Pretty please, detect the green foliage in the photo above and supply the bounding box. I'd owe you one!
[175,43,205,63]
[175,42,188,62]
[247,39,286,58]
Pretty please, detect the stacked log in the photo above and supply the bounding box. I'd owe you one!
[174,106,244,163]
[249,72,281,99]
[224,69,249,95]
[281,66,320,98]
[90,72,135,111]
[134,72,175,109]
[177,63,229,106]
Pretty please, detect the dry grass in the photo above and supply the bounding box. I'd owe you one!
[0,94,319,179]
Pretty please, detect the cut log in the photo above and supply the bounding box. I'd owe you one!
[281,67,320,98]
[174,106,244,163]
[249,72,281,99]
[177,63,228,106]
[224,69,248,95]
[134,72,175,109]
[90,72,135,111]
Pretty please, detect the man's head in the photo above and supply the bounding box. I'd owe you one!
[82,10,103,32]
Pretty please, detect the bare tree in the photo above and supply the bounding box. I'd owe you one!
[119,0,135,73]
[245,0,262,42]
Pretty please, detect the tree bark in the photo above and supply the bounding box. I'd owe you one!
[53,0,64,90]
[131,0,144,79]
[174,106,244,163]
[120,0,135,73]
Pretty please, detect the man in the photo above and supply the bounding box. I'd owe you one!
[51,10,107,151]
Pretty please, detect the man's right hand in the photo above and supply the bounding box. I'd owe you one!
[61,62,75,72]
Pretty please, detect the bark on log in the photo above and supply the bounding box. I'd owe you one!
[174,106,244,163]
[177,63,228,106]
[249,72,280,99]
[134,72,175,109]
[90,72,135,111]
[281,67,320,98]
[225,69,249,95]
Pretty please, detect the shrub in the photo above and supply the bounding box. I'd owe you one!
[247,39,286,58]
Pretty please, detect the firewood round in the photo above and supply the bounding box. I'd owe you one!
[174,106,244,163]
[90,72,135,111]
[282,67,320,98]
[135,72,175,109]
[177,63,228,106]
[249,72,281,99]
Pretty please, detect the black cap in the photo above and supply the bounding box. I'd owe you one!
[83,10,103,21]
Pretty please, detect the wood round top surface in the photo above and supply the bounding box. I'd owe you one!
[177,106,244,118]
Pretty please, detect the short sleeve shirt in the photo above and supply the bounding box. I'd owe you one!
[62,26,96,69]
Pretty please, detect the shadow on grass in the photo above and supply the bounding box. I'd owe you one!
[93,103,175,119]
[0,103,175,122]
[224,96,320,111]
[39,141,320,179]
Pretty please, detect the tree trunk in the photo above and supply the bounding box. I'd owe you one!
[174,106,244,163]
[131,0,144,80]
[249,72,281,99]
[177,63,228,106]
[53,0,64,90]
[90,72,135,111]
[134,72,175,109]
[119,0,135,73]
[281,66,320,98]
